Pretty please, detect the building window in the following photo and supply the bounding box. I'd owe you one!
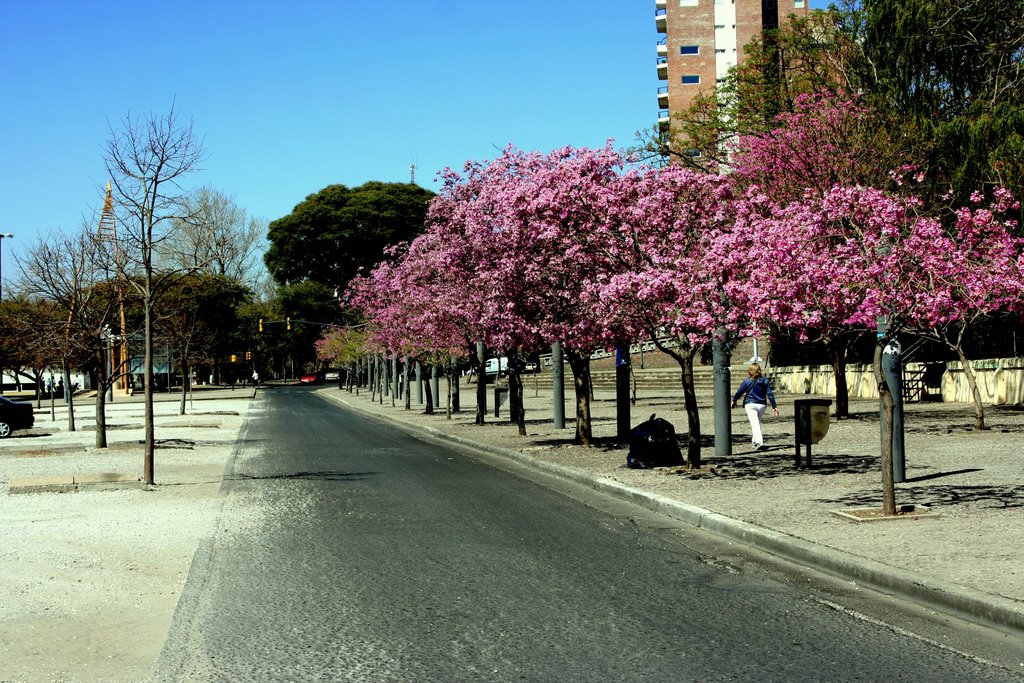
[680,45,699,55]
[680,0,698,6]
[681,74,701,85]
[794,0,805,6]
[714,24,725,29]
[716,48,726,53]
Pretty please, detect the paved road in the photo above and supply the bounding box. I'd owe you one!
[155,388,1021,682]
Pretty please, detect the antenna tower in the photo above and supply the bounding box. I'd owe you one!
[95,181,130,394]
[96,181,118,243]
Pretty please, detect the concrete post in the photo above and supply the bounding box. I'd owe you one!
[616,343,631,440]
[713,328,732,457]
[881,338,907,482]
[552,342,565,430]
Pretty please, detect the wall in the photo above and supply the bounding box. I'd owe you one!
[768,357,1024,406]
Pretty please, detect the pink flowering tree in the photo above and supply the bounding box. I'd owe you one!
[752,185,1016,514]
[901,189,1024,430]
[427,150,552,429]
[466,144,634,445]
[596,165,742,466]
[348,231,479,416]
[729,91,902,204]
[729,188,882,419]
[728,92,911,418]
[315,325,367,391]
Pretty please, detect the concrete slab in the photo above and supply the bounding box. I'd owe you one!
[9,472,144,494]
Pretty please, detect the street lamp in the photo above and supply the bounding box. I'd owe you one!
[0,233,12,301]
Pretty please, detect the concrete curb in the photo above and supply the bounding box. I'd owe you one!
[325,392,1024,637]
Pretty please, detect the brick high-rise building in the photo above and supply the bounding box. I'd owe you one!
[655,0,809,134]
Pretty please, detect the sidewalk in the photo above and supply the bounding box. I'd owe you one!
[319,379,1024,636]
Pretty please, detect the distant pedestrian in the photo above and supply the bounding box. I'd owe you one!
[731,363,779,450]
[251,370,259,387]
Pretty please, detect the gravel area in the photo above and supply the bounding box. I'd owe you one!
[0,390,252,683]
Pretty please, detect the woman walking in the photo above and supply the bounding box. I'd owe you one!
[731,363,779,450]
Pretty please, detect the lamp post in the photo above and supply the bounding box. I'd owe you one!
[0,233,13,301]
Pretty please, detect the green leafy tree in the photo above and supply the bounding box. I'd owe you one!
[264,182,435,290]
[156,273,249,413]
[863,0,1024,205]
[274,280,341,373]
[640,9,869,169]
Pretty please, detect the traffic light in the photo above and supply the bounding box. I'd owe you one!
[258,319,263,332]
[245,351,252,361]
[286,317,291,331]
[230,354,237,363]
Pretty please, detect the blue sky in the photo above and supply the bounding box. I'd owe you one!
[0,0,827,277]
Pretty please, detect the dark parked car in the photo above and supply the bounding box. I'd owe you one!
[0,396,34,438]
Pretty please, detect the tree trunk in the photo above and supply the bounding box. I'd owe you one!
[654,337,701,468]
[369,356,377,402]
[144,301,155,486]
[179,359,189,416]
[955,347,987,430]
[94,346,108,449]
[507,351,526,436]
[873,341,897,516]
[678,350,702,468]
[378,356,385,405]
[423,365,434,415]
[829,340,850,420]
[64,362,76,433]
[475,355,487,426]
[450,355,461,413]
[563,348,593,446]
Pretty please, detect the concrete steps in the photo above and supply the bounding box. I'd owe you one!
[522,366,715,392]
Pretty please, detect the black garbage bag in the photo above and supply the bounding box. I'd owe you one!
[626,414,684,469]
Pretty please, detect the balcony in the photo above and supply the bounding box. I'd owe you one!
[657,56,667,80]
[655,6,666,32]
[657,85,669,109]
[658,110,671,130]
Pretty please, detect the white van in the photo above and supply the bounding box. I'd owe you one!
[484,357,508,376]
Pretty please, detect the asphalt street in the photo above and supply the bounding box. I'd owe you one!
[154,387,1023,682]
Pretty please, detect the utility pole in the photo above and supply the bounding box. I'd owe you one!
[0,232,13,301]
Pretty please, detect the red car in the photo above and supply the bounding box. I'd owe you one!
[300,373,321,385]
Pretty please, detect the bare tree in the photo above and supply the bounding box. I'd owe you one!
[105,106,205,485]
[17,228,119,444]
[159,186,268,289]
